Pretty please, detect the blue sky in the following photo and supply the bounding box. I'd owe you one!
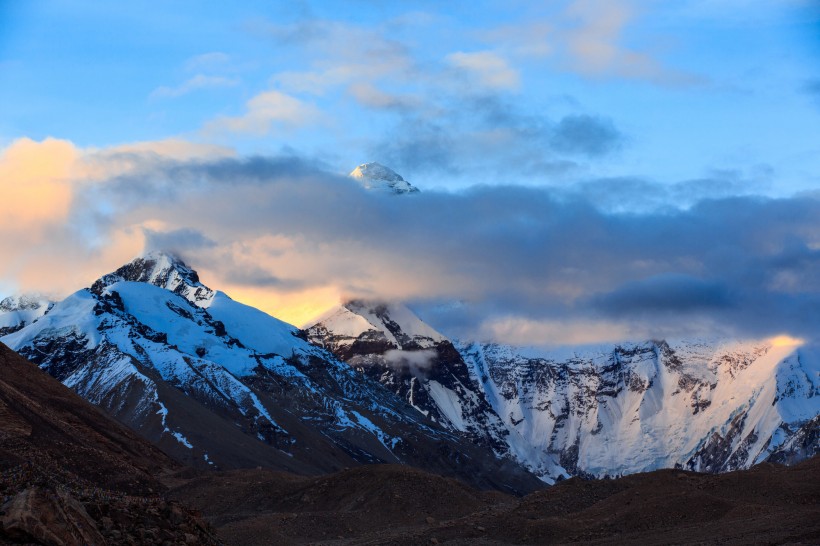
[3,0,819,190]
[2,1,820,343]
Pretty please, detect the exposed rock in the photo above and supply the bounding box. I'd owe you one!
[0,487,106,546]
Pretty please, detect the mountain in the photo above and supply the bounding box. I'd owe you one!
[0,294,53,336]
[0,342,218,545]
[306,301,532,463]
[1,252,541,494]
[458,338,820,481]
[349,162,420,194]
[306,301,819,483]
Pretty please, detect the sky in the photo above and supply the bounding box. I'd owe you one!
[1,0,820,346]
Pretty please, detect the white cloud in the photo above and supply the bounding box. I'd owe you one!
[150,74,239,99]
[446,51,521,90]
[202,90,322,136]
[478,316,633,347]
[184,51,231,71]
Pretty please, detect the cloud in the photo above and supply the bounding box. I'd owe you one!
[0,138,234,299]
[347,82,420,112]
[569,170,772,213]
[203,90,321,136]
[150,74,239,99]
[4,140,820,345]
[446,51,520,90]
[591,274,734,315]
[184,52,231,71]
[382,349,438,371]
[476,0,700,86]
[370,96,621,181]
[143,227,216,255]
[0,138,77,231]
[478,317,632,346]
[550,114,622,156]
[479,23,553,58]
[561,0,700,85]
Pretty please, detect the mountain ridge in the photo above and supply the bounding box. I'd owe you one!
[0,252,542,494]
[307,298,820,482]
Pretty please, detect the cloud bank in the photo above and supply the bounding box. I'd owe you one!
[2,138,819,346]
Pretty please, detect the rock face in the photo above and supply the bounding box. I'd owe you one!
[306,300,819,483]
[349,162,420,194]
[0,487,106,546]
[306,301,523,461]
[0,342,219,545]
[1,252,541,495]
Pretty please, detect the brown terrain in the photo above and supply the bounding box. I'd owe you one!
[0,343,219,545]
[167,457,820,545]
[2,341,818,545]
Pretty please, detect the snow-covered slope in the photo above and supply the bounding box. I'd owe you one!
[307,301,524,460]
[349,162,419,194]
[457,339,820,482]
[0,252,540,493]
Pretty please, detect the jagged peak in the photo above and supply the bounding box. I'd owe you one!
[349,162,420,194]
[90,250,215,307]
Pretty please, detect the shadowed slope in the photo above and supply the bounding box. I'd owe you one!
[0,343,219,545]
[169,457,820,545]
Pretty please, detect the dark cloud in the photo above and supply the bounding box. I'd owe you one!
[143,228,216,255]
[371,119,460,176]
[550,114,622,157]
[66,153,820,344]
[591,274,734,316]
[570,169,771,213]
[370,96,620,183]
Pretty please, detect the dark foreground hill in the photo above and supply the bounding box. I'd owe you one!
[168,457,820,545]
[0,343,219,545]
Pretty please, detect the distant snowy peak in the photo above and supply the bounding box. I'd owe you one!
[345,300,445,346]
[0,294,53,313]
[0,294,54,336]
[90,250,214,306]
[349,162,420,194]
[309,299,445,353]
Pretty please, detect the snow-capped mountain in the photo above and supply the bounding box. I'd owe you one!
[458,338,820,481]
[306,301,532,462]
[3,251,816,489]
[306,301,819,483]
[0,294,54,336]
[349,162,420,194]
[0,252,540,494]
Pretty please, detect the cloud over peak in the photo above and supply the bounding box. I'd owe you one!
[2,138,819,345]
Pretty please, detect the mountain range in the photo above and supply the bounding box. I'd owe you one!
[0,163,817,491]
[307,300,820,482]
[2,251,817,490]
[0,252,538,494]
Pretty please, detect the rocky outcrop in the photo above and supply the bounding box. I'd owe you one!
[0,487,106,546]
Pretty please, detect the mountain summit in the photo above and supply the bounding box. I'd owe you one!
[91,250,214,306]
[349,162,420,194]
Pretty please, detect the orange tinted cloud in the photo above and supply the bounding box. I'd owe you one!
[0,137,77,231]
